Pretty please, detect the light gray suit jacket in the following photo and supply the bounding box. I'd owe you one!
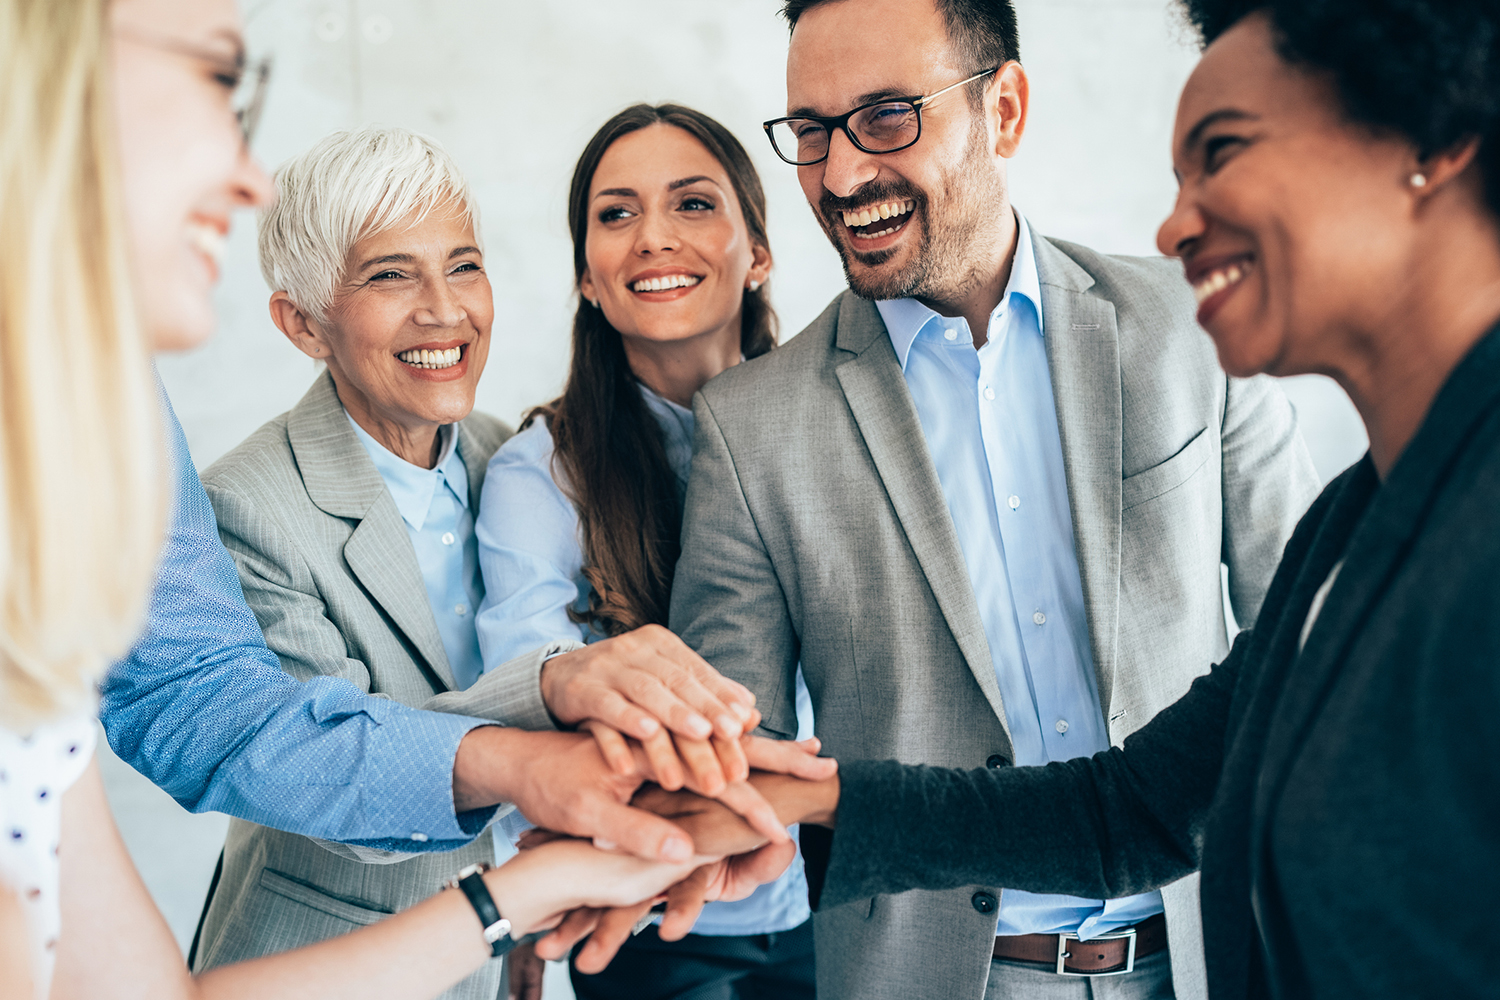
[669,235,1321,1000]
[194,372,555,997]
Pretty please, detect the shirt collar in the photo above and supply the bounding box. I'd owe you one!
[638,382,696,482]
[345,411,469,531]
[876,209,1044,370]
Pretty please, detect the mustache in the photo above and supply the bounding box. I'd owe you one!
[818,182,925,223]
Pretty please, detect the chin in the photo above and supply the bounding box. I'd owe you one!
[1205,327,1284,379]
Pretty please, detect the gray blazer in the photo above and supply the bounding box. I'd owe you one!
[194,372,548,998]
[669,235,1322,1000]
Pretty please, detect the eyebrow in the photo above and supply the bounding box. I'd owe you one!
[593,176,722,200]
[788,87,912,118]
[357,246,480,272]
[1182,108,1261,154]
[206,27,247,68]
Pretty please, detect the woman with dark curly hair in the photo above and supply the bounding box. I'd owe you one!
[637,3,1500,997]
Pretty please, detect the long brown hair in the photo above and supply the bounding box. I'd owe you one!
[528,104,776,637]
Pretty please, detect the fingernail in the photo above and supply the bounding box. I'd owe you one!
[687,715,712,739]
[730,702,753,722]
[594,837,618,851]
[639,717,660,736]
[662,836,692,862]
[717,714,742,737]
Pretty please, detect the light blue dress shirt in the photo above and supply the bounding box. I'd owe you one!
[476,385,815,937]
[99,392,496,853]
[346,415,485,691]
[876,211,1164,939]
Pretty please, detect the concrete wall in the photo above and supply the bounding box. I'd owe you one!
[116,0,1369,969]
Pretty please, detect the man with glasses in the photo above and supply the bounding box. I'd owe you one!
[669,1,1321,998]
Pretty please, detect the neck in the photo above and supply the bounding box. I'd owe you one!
[621,320,743,408]
[333,375,443,468]
[913,204,1019,348]
[1324,215,1500,478]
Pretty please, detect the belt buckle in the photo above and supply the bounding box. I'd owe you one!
[1056,927,1136,976]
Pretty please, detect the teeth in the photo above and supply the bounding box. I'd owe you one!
[1192,263,1247,305]
[188,223,227,265]
[841,199,915,229]
[631,274,702,293]
[397,346,463,369]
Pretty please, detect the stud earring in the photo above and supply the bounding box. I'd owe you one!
[1410,172,1429,189]
[587,298,600,309]
[748,280,761,292]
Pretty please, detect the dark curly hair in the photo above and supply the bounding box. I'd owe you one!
[1180,0,1500,217]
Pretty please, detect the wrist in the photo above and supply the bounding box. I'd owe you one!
[749,772,839,828]
[452,725,538,812]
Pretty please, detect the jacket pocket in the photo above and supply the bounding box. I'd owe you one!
[258,868,393,927]
[1122,427,1211,511]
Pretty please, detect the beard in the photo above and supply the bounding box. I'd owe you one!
[815,123,1006,304]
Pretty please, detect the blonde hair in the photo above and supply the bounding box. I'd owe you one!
[0,0,166,732]
[258,126,480,322]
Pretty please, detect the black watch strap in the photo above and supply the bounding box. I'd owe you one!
[448,863,515,958]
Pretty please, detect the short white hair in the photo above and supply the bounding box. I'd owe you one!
[258,125,480,322]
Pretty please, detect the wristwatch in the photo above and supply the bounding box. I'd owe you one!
[445,862,517,958]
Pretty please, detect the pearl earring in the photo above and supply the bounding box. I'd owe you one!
[748,280,761,292]
[1410,172,1429,189]
[587,298,600,309]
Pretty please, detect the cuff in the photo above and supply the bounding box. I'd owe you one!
[422,640,584,731]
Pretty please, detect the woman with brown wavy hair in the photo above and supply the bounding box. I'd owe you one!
[474,104,816,999]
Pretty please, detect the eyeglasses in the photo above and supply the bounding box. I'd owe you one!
[114,25,273,147]
[763,67,999,166]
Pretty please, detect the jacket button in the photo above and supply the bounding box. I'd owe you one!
[972,891,998,914]
[986,754,1007,769]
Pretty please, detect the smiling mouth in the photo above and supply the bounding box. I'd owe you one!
[632,274,702,293]
[1193,258,1252,304]
[841,199,916,241]
[397,345,464,370]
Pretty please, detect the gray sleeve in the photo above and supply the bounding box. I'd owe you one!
[669,392,802,738]
[421,640,580,731]
[1219,374,1321,625]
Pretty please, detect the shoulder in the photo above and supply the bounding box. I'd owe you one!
[1039,236,1197,320]
[201,410,300,503]
[459,409,514,467]
[697,291,850,408]
[491,416,556,471]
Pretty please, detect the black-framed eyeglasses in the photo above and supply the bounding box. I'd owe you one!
[763,66,998,166]
[114,25,273,147]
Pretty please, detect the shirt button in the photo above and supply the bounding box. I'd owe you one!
[1033,611,1047,625]
[971,890,998,914]
[985,754,1008,769]
[943,328,958,341]
[410,832,429,842]
[983,387,996,401]
[1008,495,1020,510]
[454,604,467,616]
[441,532,455,546]
[1055,719,1070,734]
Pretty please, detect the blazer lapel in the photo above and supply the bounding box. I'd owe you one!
[1034,238,1125,712]
[831,294,1011,737]
[288,371,458,692]
[1254,327,1500,813]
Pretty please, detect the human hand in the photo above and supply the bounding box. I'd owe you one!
[584,730,835,846]
[466,728,696,863]
[487,836,699,940]
[538,625,757,756]
[505,938,545,1000]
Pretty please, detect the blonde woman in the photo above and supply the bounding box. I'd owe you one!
[0,0,772,997]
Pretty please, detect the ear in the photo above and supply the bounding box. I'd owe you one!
[746,241,773,289]
[268,292,333,360]
[1414,135,1483,194]
[578,268,598,306]
[987,60,1030,160]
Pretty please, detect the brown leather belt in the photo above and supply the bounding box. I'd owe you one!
[992,913,1167,976]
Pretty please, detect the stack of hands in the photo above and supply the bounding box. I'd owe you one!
[466,626,841,976]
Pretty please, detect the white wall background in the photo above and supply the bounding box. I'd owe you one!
[114,0,1370,977]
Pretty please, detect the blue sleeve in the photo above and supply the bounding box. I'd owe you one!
[474,421,594,669]
[98,396,496,852]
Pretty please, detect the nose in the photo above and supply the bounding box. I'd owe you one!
[819,127,880,200]
[233,146,276,210]
[634,204,681,257]
[1157,185,1205,259]
[415,272,467,328]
